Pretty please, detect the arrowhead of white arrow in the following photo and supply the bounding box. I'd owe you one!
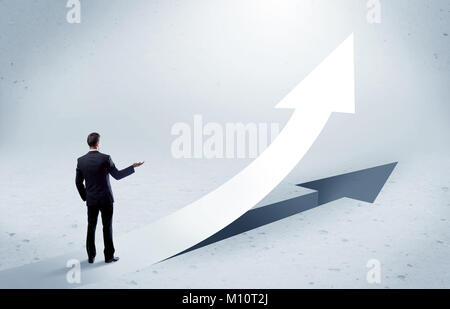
[275,33,355,114]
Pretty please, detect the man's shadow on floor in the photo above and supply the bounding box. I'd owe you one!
[47,258,111,278]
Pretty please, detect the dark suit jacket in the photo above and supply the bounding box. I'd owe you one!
[76,150,135,206]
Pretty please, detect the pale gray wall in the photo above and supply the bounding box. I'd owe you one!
[0,0,448,180]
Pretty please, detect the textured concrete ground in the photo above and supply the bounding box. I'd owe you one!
[0,150,448,288]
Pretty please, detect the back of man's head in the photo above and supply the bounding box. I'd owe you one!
[87,132,100,148]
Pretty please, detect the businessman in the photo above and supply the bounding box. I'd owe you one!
[75,132,144,264]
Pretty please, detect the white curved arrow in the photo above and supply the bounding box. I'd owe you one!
[0,34,355,288]
[114,33,355,270]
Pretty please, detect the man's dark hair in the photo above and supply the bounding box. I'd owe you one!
[87,132,100,147]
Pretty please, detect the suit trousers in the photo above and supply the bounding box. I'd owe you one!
[86,203,115,260]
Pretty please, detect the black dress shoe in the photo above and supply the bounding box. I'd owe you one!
[88,257,95,264]
[105,256,120,263]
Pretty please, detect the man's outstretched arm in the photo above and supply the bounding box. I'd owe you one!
[108,156,144,180]
[75,165,87,201]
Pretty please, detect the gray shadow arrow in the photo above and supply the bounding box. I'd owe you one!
[168,162,397,259]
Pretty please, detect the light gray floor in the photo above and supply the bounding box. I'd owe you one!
[0,150,449,288]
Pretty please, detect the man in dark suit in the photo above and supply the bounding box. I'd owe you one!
[75,132,144,264]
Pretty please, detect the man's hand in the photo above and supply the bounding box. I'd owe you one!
[133,161,144,168]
